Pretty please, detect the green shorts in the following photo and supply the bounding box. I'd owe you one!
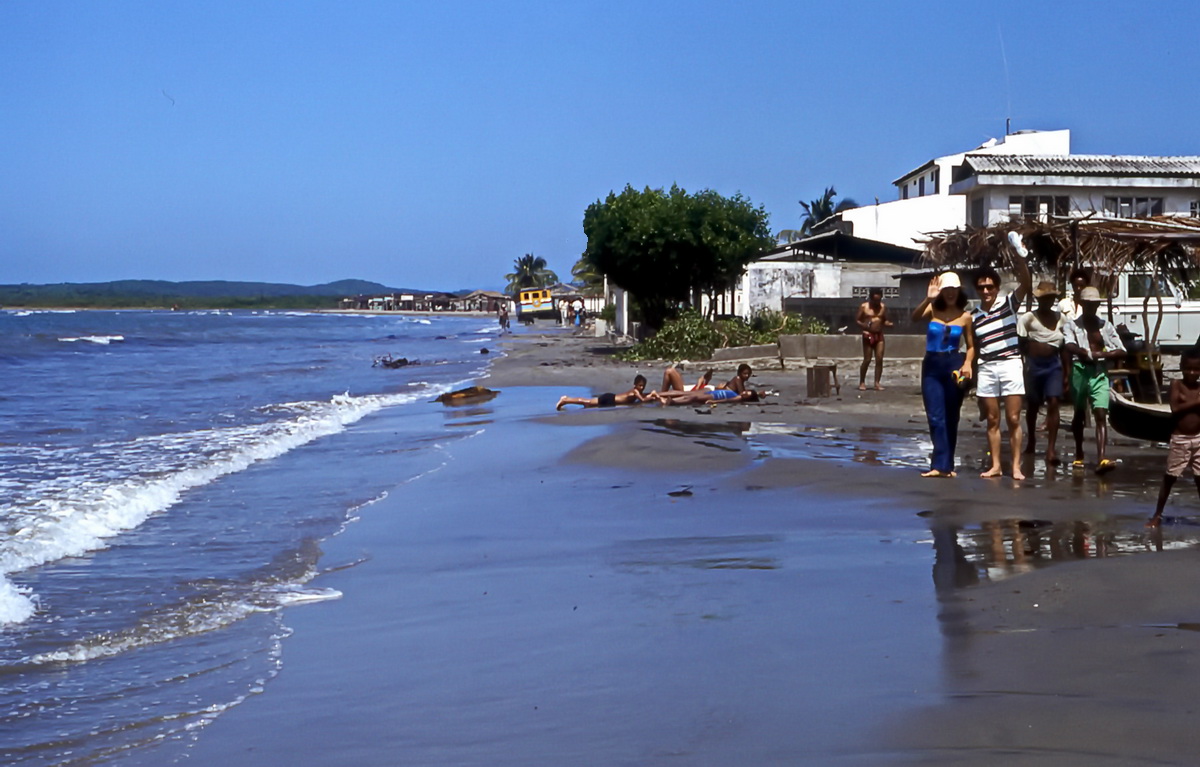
[1071,361,1109,411]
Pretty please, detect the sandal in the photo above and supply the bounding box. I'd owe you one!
[1071,460,1085,469]
[1095,459,1118,475]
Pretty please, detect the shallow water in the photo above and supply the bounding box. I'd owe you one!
[0,309,498,764]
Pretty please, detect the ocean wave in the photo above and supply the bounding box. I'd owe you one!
[0,383,456,625]
[58,335,125,344]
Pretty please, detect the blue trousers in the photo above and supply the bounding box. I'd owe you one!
[921,352,965,473]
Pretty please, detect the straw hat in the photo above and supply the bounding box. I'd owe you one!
[1032,280,1059,298]
[1079,287,1104,302]
[938,272,961,289]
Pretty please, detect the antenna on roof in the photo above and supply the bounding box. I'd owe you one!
[998,26,1012,135]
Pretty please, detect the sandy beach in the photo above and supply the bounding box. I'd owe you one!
[175,324,1200,766]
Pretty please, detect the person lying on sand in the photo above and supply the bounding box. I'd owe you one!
[556,375,650,410]
[660,366,714,393]
[724,364,753,394]
[650,388,760,406]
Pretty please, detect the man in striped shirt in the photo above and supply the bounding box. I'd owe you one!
[972,256,1032,480]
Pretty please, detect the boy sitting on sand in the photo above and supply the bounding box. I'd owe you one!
[1149,348,1200,527]
[556,375,650,410]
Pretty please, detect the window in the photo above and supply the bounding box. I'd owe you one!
[1126,272,1174,299]
[1007,196,1069,222]
[852,286,899,299]
[969,197,986,227]
[1104,197,1163,217]
[1191,200,1200,217]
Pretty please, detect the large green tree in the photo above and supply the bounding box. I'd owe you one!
[582,184,774,330]
[504,253,558,295]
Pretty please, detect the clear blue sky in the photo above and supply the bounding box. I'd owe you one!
[4,1,1200,290]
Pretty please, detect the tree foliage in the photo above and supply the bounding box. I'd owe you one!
[582,184,774,330]
[504,253,558,296]
[616,309,828,362]
[570,253,604,292]
[797,186,859,237]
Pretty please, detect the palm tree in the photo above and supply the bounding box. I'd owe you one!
[504,253,558,296]
[570,253,603,291]
[798,186,859,237]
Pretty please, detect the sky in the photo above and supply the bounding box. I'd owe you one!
[5,1,1200,291]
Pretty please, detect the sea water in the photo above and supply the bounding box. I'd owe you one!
[0,309,498,764]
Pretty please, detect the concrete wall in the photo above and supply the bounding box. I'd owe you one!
[713,333,927,362]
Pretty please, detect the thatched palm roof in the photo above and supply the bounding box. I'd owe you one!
[920,216,1200,294]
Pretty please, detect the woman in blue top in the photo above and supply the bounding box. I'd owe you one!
[911,272,976,477]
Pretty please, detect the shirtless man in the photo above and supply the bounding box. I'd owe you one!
[556,375,650,410]
[1063,288,1126,473]
[856,288,893,391]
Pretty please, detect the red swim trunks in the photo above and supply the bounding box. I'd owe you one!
[863,331,883,348]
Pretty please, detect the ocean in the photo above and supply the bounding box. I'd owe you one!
[0,309,499,764]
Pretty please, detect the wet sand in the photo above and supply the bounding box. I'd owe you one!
[177,325,1200,765]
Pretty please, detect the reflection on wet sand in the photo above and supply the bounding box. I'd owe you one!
[441,404,495,427]
[928,516,1200,587]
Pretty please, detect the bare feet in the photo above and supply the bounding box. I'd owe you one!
[980,468,1004,478]
[555,396,568,411]
[874,384,885,391]
[920,469,944,478]
[858,384,867,391]
[1012,468,1026,481]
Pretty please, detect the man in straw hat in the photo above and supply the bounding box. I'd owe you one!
[971,235,1033,480]
[1018,281,1069,467]
[1063,286,1126,474]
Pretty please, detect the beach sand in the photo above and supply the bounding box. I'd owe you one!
[175,325,1200,765]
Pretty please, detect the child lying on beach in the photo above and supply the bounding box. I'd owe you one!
[556,375,650,410]
[650,388,760,406]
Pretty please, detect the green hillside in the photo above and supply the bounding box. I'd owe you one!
[0,279,434,309]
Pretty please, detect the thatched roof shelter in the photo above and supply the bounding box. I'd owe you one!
[919,216,1200,297]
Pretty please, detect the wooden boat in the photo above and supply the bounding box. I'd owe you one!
[1108,387,1171,443]
[435,386,499,406]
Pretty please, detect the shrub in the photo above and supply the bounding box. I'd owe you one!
[617,310,827,361]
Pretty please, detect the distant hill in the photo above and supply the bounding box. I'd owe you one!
[0,279,442,309]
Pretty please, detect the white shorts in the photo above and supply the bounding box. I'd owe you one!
[976,357,1025,398]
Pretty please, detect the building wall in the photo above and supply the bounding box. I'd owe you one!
[967,185,1200,227]
[841,194,966,248]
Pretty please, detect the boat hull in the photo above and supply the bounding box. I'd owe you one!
[1108,388,1172,443]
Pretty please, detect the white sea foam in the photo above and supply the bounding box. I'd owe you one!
[58,335,125,344]
[0,383,457,625]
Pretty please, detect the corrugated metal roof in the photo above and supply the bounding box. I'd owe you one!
[962,154,1200,176]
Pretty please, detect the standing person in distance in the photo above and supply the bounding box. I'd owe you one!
[1063,287,1126,473]
[1018,281,1069,467]
[856,287,894,391]
[912,272,975,478]
[972,235,1033,480]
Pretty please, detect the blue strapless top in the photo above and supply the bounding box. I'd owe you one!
[926,320,963,353]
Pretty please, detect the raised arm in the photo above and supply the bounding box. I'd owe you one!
[911,277,940,322]
[1006,231,1034,305]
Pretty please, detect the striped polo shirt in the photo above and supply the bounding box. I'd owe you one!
[972,293,1022,363]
